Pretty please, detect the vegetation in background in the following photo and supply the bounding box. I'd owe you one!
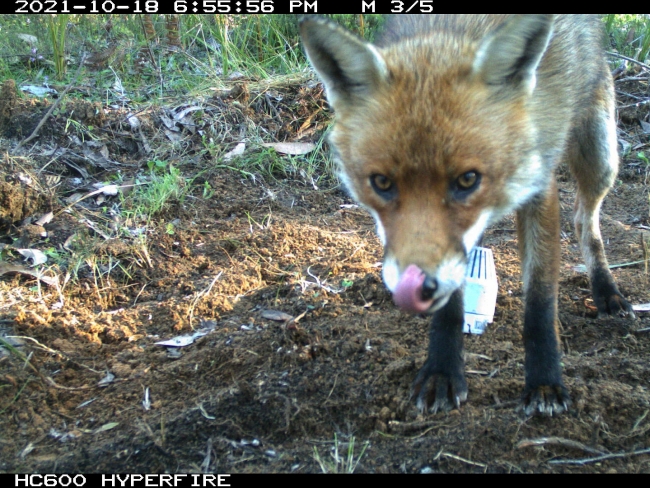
[0,15,382,87]
[0,13,645,227]
[605,14,650,63]
[47,14,69,80]
[0,14,643,95]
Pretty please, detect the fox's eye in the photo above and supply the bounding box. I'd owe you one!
[457,171,479,190]
[370,174,397,200]
[453,171,481,198]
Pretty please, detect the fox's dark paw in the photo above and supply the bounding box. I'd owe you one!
[411,367,468,414]
[520,384,570,417]
[592,277,636,319]
[596,292,635,320]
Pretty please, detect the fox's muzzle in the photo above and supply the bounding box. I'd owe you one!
[392,264,460,314]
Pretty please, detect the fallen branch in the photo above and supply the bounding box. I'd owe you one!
[607,51,650,72]
[548,447,650,466]
[517,437,606,456]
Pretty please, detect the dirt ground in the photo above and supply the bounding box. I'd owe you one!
[0,68,649,474]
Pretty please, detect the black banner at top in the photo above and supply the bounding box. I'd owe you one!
[11,0,437,15]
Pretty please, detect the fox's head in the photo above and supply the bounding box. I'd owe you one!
[300,15,555,314]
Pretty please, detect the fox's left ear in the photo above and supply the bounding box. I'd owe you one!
[299,16,389,109]
[473,14,554,93]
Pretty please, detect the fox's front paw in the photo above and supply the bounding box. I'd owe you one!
[521,384,570,417]
[592,278,636,319]
[596,292,635,320]
[411,365,468,414]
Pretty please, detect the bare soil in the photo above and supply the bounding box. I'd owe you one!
[0,71,649,474]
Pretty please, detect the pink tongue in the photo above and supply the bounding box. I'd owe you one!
[393,265,435,314]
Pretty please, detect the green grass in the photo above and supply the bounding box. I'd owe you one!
[312,434,370,474]
[604,14,650,63]
[0,15,385,94]
[124,162,188,222]
[0,15,645,89]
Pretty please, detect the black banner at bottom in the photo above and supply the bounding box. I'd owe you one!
[11,474,233,488]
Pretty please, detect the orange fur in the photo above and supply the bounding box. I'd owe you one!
[301,15,634,415]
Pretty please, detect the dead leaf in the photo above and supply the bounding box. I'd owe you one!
[17,249,48,266]
[164,128,183,142]
[35,212,54,226]
[262,142,316,155]
[97,372,115,387]
[0,262,58,286]
[16,34,38,46]
[65,193,85,205]
[261,310,294,322]
[82,141,117,168]
[155,324,214,348]
[640,120,650,134]
[223,142,246,161]
[94,422,119,434]
[92,183,119,196]
[63,233,79,251]
[85,140,110,159]
[21,86,58,98]
[127,114,141,130]
[173,105,202,121]
[160,114,177,130]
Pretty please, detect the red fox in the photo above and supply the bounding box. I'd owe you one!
[300,14,635,416]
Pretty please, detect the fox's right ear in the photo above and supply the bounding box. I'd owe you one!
[300,16,388,108]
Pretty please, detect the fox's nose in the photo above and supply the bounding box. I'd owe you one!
[421,276,438,302]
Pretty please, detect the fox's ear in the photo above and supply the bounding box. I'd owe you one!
[473,14,554,93]
[300,16,388,108]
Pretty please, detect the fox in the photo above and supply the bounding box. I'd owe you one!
[300,14,636,416]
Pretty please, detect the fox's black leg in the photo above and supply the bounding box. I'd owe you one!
[412,289,467,414]
[517,183,570,416]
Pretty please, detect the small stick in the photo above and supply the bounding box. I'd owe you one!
[517,437,606,456]
[187,271,223,328]
[548,447,650,466]
[441,452,488,469]
[606,51,650,72]
[53,183,144,218]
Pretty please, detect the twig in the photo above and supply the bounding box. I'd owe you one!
[0,379,32,415]
[0,336,93,390]
[53,183,145,217]
[517,437,606,456]
[441,452,488,469]
[387,419,459,437]
[606,51,650,72]
[13,54,87,152]
[618,99,650,111]
[548,447,650,466]
[187,272,223,328]
[10,335,103,375]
